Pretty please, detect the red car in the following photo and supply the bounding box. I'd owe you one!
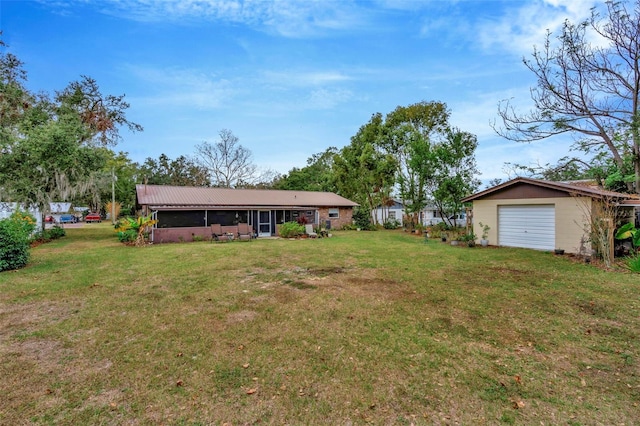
[85,213,102,223]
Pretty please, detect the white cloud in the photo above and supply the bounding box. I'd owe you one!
[124,65,239,109]
[307,88,353,109]
[90,0,370,38]
[475,0,598,56]
[262,70,352,87]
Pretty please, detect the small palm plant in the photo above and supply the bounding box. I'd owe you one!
[615,222,640,248]
[615,222,640,272]
[115,214,158,246]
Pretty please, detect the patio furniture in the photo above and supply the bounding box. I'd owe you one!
[237,223,253,241]
[305,224,318,238]
[211,224,231,242]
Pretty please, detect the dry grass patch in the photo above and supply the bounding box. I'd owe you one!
[0,226,638,424]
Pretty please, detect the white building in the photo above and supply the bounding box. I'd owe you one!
[372,199,451,227]
[0,202,43,229]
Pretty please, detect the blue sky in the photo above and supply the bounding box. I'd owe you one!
[1,0,602,184]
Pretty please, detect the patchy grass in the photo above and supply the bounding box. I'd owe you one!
[1,224,638,424]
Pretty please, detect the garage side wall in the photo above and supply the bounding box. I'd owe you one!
[471,197,591,254]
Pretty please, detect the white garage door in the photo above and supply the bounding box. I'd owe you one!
[498,205,555,250]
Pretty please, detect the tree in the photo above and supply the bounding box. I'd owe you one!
[55,76,143,146]
[0,41,141,228]
[503,157,595,181]
[94,150,141,215]
[333,113,397,216]
[495,0,640,193]
[0,118,110,218]
[411,129,480,227]
[383,101,451,226]
[275,147,339,192]
[195,129,260,188]
[139,153,210,187]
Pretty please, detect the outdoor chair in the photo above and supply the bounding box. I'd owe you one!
[305,224,318,238]
[211,224,230,242]
[237,223,253,241]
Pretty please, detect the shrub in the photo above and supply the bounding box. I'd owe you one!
[46,225,66,240]
[459,232,477,243]
[117,230,137,243]
[105,201,121,220]
[0,214,34,272]
[627,254,640,273]
[383,219,401,229]
[279,221,305,238]
[114,214,158,246]
[352,207,372,230]
[432,222,451,231]
[10,209,37,236]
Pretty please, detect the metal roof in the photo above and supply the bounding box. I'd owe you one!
[462,177,640,202]
[136,184,359,209]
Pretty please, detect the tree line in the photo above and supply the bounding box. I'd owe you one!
[0,35,480,228]
[4,0,638,230]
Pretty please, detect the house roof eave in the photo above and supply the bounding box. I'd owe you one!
[462,177,640,203]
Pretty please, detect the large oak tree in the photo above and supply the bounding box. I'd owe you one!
[0,40,141,227]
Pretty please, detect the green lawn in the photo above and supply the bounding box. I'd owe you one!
[1,224,638,425]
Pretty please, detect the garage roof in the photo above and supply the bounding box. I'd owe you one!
[462,177,640,203]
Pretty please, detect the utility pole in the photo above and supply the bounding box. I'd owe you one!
[111,167,116,225]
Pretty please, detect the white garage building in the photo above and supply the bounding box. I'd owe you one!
[462,178,639,254]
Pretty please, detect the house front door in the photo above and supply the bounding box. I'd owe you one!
[258,210,271,237]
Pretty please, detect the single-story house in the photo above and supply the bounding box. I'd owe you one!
[372,199,405,225]
[462,177,640,254]
[136,184,359,243]
[372,199,460,227]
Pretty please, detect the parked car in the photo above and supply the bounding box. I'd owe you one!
[85,213,102,223]
[45,215,55,223]
[59,214,78,224]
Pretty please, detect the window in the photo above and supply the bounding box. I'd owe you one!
[328,208,339,218]
[389,211,396,220]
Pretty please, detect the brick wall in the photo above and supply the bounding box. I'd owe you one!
[317,207,353,230]
[152,226,212,243]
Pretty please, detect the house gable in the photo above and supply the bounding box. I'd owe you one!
[475,182,571,200]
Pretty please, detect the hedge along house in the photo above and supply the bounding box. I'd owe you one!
[135,184,359,243]
[462,177,640,254]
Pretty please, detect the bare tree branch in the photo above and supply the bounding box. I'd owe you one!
[195,129,258,188]
[493,0,640,193]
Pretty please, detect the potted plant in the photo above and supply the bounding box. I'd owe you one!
[450,230,460,246]
[479,222,490,247]
[424,226,432,238]
[460,232,477,247]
